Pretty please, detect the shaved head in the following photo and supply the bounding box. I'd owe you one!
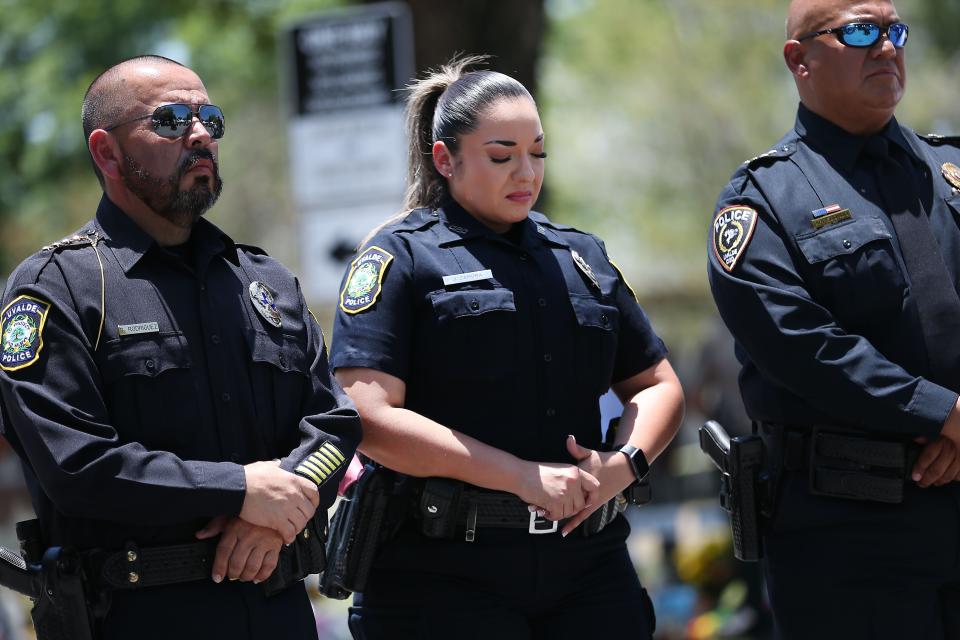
[786,0,844,39]
[82,55,185,185]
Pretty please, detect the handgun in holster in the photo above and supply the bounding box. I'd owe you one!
[0,519,94,640]
[319,463,405,599]
[698,420,767,562]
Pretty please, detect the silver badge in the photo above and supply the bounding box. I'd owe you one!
[249,282,282,328]
[571,250,600,290]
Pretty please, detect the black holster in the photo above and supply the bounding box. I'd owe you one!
[699,421,767,562]
[319,464,405,599]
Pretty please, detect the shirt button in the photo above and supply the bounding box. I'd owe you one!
[545,408,556,417]
[842,239,852,249]
[221,392,231,402]
[538,298,547,307]
[211,334,220,344]
[519,253,529,261]
[543,353,552,362]
[601,315,609,326]
[144,359,156,372]
[470,300,480,311]
[199,283,207,292]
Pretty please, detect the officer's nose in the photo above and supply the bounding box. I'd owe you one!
[184,116,214,148]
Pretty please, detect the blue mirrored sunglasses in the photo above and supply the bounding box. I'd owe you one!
[798,22,909,48]
[105,103,225,139]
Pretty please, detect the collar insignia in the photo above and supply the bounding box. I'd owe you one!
[943,163,960,192]
[810,204,852,230]
[340,245,395,314]
[571,250,600,290]
[249,282,282,328]
[1,295,51,372]
[712,205,758,272]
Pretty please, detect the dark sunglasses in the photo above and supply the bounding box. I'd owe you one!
[797,22,909,48]
[105,103,225,139]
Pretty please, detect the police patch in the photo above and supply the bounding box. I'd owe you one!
[712,205,758,272]
[340,245,394,314]
[1,295,51,372]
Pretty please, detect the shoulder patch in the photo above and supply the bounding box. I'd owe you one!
[712,205,758,272]
[339,245,394,314]
[1,295,51,372]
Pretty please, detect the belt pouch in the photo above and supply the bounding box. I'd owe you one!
[419,478,463,539]
[808,429,907,504]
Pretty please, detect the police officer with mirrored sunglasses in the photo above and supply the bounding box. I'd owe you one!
[0,55,361,639]
[706,0,960,637]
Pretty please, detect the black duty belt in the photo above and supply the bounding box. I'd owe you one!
[761,424,919,504]
[418,478,625,542]
[85,540,215,590]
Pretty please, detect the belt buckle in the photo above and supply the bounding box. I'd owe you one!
[528,511,558,534]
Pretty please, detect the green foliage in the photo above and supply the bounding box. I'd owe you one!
[0,0,343,272]
[540,0,960,309]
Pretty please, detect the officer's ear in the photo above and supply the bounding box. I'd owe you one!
[784,40,808,77]
[432,141,455,179]
[88,129,124,181]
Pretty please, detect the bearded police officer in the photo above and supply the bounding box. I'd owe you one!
[707,0,960,638]
[0,55,361,639]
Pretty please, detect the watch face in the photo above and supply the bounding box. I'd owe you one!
[620,445,649,482]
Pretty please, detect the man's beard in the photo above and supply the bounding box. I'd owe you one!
[121,149,224,229]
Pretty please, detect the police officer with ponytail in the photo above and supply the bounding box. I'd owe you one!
[330,56,684,638]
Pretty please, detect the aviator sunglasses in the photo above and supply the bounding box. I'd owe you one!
[105,103,225,139]
[797,22,909,48]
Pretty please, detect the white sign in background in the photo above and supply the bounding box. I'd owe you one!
[285,2,413,302]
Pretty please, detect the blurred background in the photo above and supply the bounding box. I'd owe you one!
[1,0,958,637]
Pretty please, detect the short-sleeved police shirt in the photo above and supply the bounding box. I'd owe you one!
[708,104,960,439]
[331,199,666,464]
[0,195,361,550]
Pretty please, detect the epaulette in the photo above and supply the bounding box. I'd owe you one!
[41,231,100,252]
[528,211,581,233]
[392,207,437,233]
[236,243,269,257]
[744,143,796,169]
[920,133,960,147]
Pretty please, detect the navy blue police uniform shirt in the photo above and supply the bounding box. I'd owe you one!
[330,198,666,465]
[708,104,960,439]
[0,195,361,551]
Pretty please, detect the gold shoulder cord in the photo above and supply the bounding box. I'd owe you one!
[91,236,106,351]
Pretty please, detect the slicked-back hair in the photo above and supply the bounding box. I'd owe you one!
[403,54,533,212]
[81,55,184,186]
[358,54,535,248]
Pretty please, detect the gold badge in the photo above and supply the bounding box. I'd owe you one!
[943,163,960,192]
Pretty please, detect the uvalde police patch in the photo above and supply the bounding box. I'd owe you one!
[340,246,394,314]
[713,205,758,272]
[1,295,51,372]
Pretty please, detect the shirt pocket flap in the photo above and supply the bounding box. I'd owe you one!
[796,216,892,264]
[569,294,618,331]
[248,330,310,376]
[97,333,191,382]
[430,288,516,322]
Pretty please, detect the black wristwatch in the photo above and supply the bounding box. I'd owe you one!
[618,444,650,485]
